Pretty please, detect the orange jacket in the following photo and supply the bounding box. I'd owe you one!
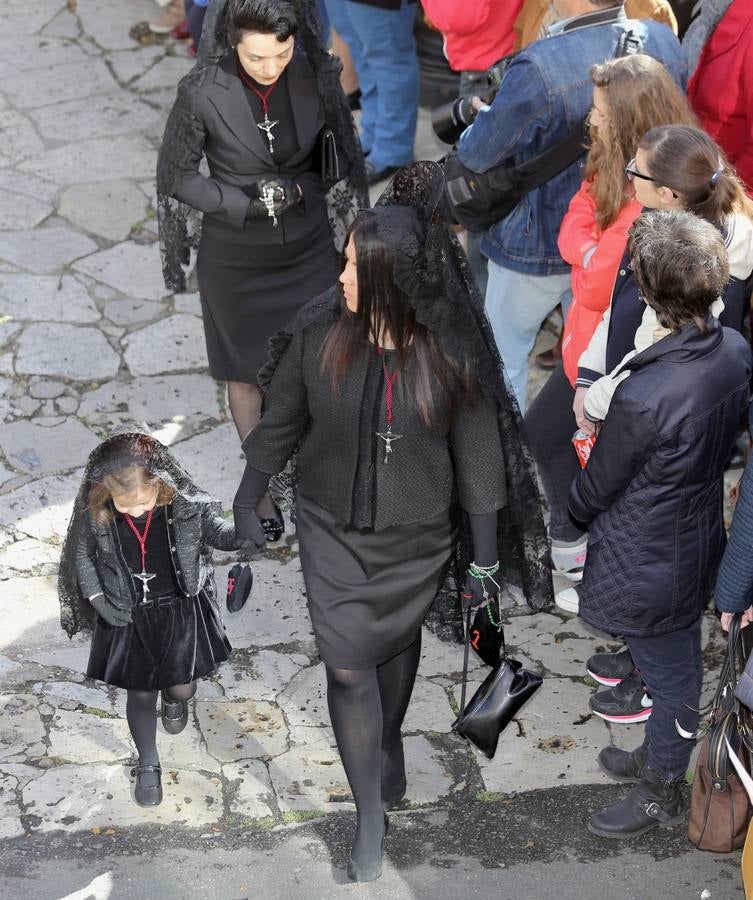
[558,181,642,386]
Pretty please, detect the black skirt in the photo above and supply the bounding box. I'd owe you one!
[196,215,339,384]
[87,592,231,691]
[296,492,456,669]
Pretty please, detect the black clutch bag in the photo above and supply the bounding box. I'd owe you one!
[315,127,340,183]
[452,603,543,759]
[226,562,253,613]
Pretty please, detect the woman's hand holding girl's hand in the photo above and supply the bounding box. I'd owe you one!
[720,607,753,632]
[573,386,595,436]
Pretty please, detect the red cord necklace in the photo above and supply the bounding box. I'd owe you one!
[123,508,156,602]
[236,59,279,154]
[376,347,402,464]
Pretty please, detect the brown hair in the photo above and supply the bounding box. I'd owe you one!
[628,209,730,332]
[638,125,753,224]
[586,54,697,228]
[319,210,478,430]
[88,466,175,524]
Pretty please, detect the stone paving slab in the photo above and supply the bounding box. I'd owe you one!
[15,323,120,379]
[74,241,169,302]
[0,227,97,274]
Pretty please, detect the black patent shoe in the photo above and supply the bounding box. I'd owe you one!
[588,766,684,839]
[259,506,284,543]
[131,762,163,807]
[161,697,188,734]
[347,815,388,883]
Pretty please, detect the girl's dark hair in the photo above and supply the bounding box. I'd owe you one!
[319,210,478,430]
[629,209,730,333]
[227,0,300,44]
[639,125,753,225]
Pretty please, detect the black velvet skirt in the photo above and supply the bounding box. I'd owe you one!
[87,592,231,691]
[296,492,456,669]
[196,216,339,384]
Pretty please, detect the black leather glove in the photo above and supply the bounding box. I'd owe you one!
[244,176,303,221]
[233,464,271,552]
[90,594,132,627]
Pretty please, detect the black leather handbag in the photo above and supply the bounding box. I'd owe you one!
[452,603,542,759]
[226,562,254,613]
[316,127,340,183]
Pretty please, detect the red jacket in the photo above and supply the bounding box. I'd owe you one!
[558,181,642,386]
[420,0,523,72]
[688,0,753,195]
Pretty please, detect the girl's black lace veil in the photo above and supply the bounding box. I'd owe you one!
[156,0,368,292]
[57,430,213,637]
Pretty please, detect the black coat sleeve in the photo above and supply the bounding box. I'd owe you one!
[569,389,656,527]
[241,329,311,474]
[449,396,507,515]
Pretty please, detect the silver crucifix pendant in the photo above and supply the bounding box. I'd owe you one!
[376,429,403,464]
[132,570,156,603]
[257,114,279,155]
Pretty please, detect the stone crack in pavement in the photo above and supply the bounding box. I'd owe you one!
[0,2,741,898]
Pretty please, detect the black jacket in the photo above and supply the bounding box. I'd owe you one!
[168,50,329,244]
[74,496,236,611]
[241,316,508,531]
[569,318,752,638]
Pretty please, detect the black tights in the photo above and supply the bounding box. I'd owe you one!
[325,632,422,863]
[126,681,197,767]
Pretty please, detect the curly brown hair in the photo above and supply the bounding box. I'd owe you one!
[628,210,730,332]
[586,55,697,229]
[88,466,175,524]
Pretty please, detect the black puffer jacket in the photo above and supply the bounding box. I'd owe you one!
[569,318,751,637]
[73,496,236,611]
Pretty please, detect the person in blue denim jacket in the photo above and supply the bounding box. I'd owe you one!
[457,0,686,410]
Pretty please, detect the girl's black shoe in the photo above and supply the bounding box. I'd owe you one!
[131,762,163,807]
[161,697,188,734]
[259,506,284,543]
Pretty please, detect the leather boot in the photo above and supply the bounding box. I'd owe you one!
[598,737,649,783]
[588,765,685,839]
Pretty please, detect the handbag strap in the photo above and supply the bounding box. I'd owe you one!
[460,601,473,715]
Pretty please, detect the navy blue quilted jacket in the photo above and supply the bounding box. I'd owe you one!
[569,318,751,638]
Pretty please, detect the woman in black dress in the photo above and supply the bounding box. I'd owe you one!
[157,0,365,536]
[233,163,552,881]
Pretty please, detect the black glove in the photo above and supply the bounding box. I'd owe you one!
[244,176,303,221]
[90,594,132,627]
[233,464,270,552]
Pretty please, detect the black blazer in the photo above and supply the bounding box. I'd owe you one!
[173,50,328,244]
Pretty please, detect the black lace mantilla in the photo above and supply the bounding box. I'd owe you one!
[258,163,554,636]
[58,430,215,638]
[156,0,368,292]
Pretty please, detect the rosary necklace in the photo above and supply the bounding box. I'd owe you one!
[123,508,156,603]
[237,62,279,155]
[375,348,402,464]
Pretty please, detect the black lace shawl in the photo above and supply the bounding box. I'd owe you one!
[58,430,215,637]
[156,0,368,292]
[259,162,553,639]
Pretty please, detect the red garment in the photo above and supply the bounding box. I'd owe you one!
[688,0,753,195]
[420,0,523,71]
[558,181,642,386]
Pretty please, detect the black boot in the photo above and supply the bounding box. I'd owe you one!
[598,737,649,783]
[588,765,685,839]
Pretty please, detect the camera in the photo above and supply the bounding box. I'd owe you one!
[431,61,508,145]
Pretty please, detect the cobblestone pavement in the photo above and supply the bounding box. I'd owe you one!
[0,2,743,898]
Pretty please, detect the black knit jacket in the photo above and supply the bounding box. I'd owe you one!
[242,318,507,531]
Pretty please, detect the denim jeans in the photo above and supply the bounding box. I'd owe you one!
[626,616,703,781]
[485,261,571,411]
[330,0,418,168]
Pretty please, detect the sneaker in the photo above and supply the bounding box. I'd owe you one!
[149,0,185,34]
[550,534,588,581]
[586,647,634,686]
[590,670,653,724]
[554,584,579,615]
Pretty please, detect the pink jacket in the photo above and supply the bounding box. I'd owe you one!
[558,181,642,386]
[420,0,523,72]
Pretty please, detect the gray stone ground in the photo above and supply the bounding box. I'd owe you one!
[0,2,744,898]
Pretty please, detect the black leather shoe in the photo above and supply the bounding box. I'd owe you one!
[347,815,388,883]
[161,696,188,734]
[588,766,684,839]
[131,762,163,807]
[259,505,284,543]
[598,738,648,783]
[365,161,400,187]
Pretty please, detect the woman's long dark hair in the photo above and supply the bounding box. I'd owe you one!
[319,210,478,430]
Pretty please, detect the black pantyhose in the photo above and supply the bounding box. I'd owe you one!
[162,680,197,704]
[227,381,276,519]
[325,635,422,864]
